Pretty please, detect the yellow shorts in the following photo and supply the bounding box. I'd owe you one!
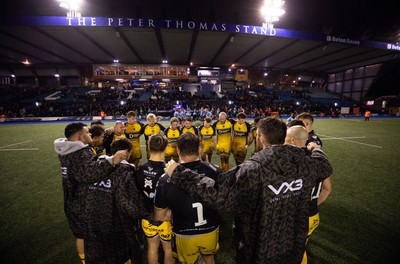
[201,141,214,154]
[232,147,246,157]
[308,212,320,237]
[232,140,247,157]
[172,228,219,264]
[129,141,142,160]
[141,219,173,241]
[216,142,231,156]
[165,145,178,158]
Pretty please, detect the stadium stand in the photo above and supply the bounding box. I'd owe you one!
[0,83,355,121]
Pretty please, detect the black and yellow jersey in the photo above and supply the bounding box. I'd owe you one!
[198,125,215,141]
[232,121,251,142]
[212,119,234,140]
[164,127,181,147]
[307,130,323,148]
[136,160,165,201]
[141,123,166,142]
[154,160,222,235]
[124,121,144,141]
[180,126,199,136]
[103,133,127,155]
[164,127,181,157]
[251,126,258,152]
[112,133,126,143]
[92,145,106,157]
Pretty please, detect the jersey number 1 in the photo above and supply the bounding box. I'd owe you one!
[192,202,207,226]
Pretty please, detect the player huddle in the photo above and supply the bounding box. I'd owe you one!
[54,111,332,264]
[96,111,256,172]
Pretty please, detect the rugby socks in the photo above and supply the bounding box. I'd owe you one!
[79,253,85,264]
[301,251,307,264]
[221,159,229,172]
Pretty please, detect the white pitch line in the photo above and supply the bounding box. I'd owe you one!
[0,148,39,151]
[320,136,366,140]
[318,134,383,149]
[0,140,33,149]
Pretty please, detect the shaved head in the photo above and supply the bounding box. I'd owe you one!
[285,125,308,147]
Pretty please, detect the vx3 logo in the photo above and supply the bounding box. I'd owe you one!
[268,179,303,195]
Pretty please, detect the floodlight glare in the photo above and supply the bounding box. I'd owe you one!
[57,0,81,10]
[261,0,285,28]
[57,0,82,17]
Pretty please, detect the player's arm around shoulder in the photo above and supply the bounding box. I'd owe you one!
[307,144,333,181]
[235,159,261,189]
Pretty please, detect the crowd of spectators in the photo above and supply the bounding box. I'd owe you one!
[0,84,346,119]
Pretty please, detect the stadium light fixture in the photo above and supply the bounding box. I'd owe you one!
[54,74,60,78]
[57,0,82,17]
[261,0,285,28]
[11,74,15,78]
[22,59,30,65]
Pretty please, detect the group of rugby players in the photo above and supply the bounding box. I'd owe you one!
[54,110,332,264]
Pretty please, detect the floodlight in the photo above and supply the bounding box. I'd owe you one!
[261,0,286,28]
[57,0,82,17]
[57,0,81,10]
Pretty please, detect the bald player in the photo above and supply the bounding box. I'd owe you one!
[103,121,127,156]
[285,124,332,264]
[212,112,234,171]
[284,125,308,147]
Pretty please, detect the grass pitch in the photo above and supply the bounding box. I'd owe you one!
[0,117,399,263]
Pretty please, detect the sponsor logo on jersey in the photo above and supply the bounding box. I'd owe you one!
[61,167,68,178]
[268,179,303,195]
[268,179,303,203]
[90,179,112,192]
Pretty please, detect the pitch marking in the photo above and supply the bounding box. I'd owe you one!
[320,136,366,140]
[0,148,39,151]
[318,134,382,149]
[0,140,33,149]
